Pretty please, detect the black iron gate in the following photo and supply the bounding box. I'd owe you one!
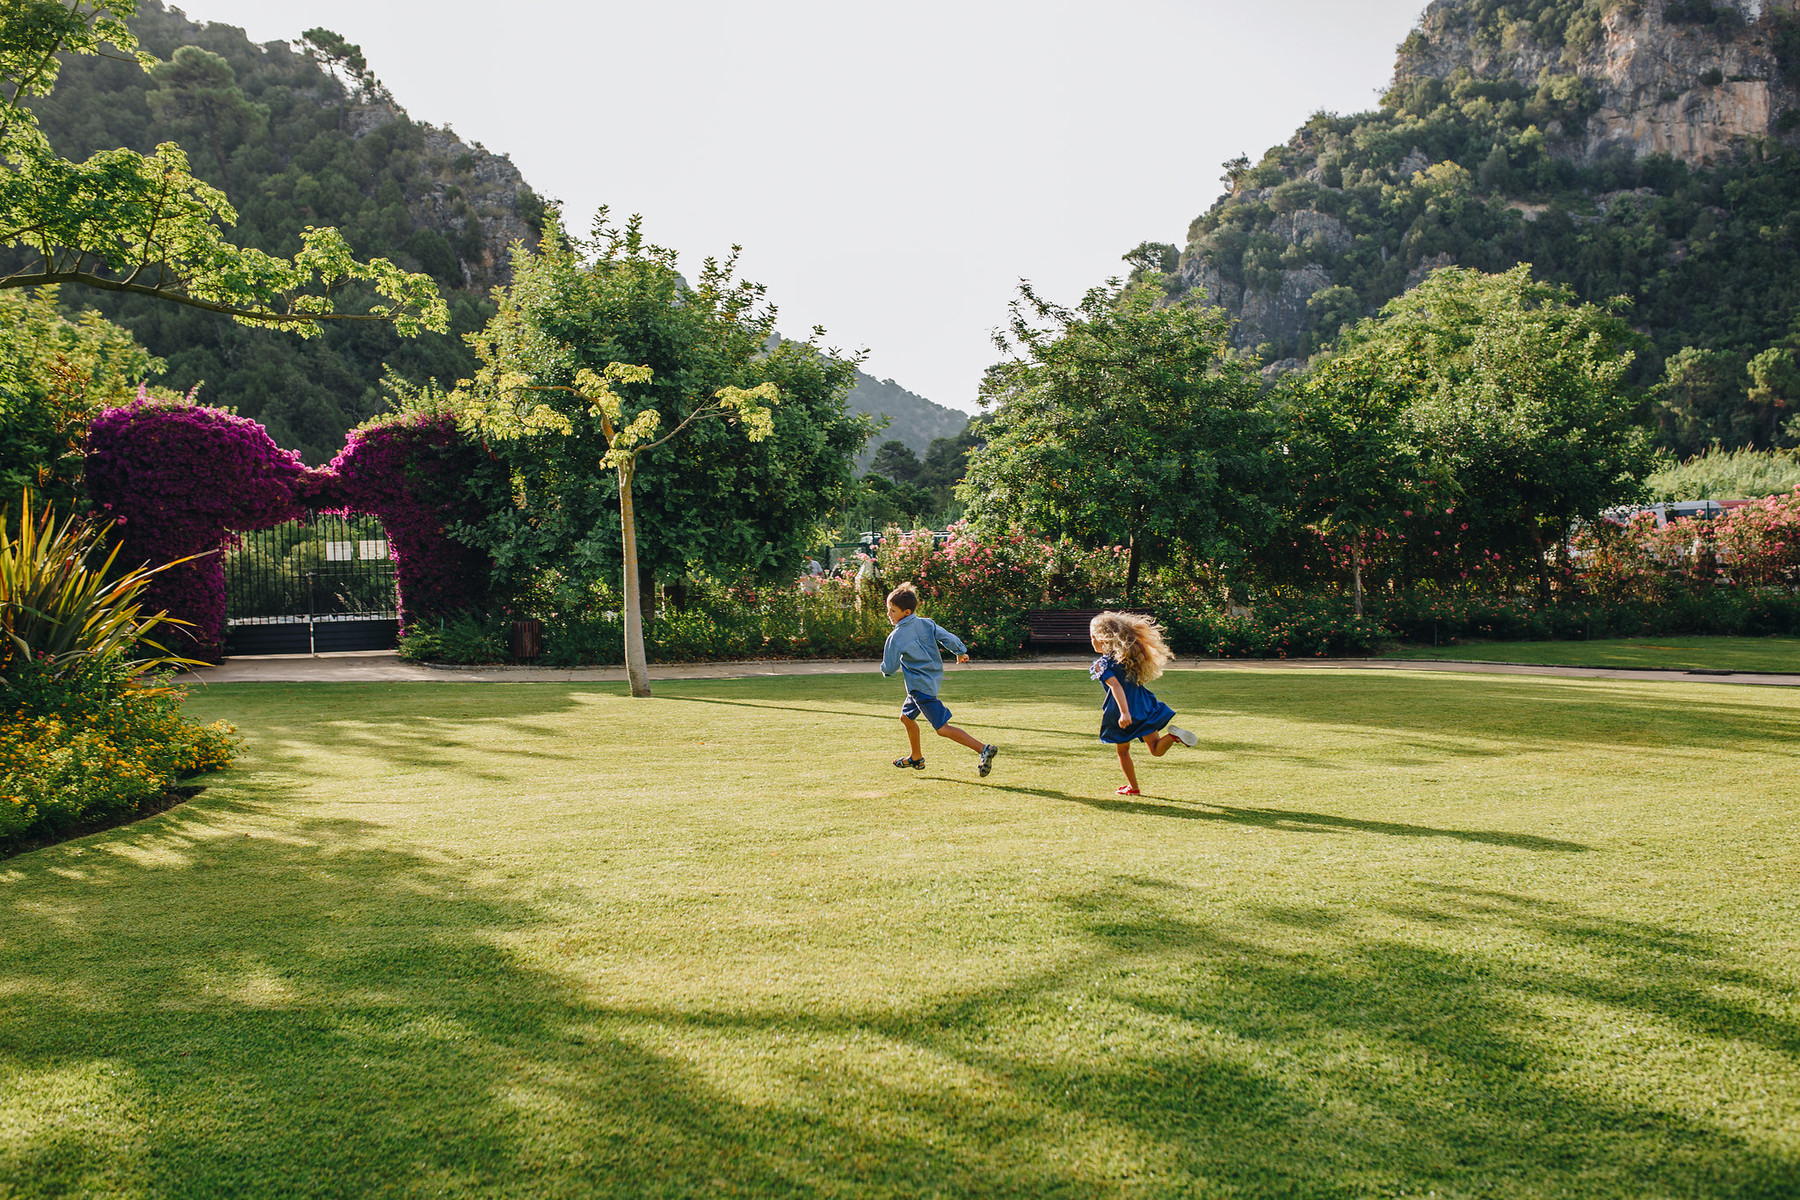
[224,512,400,655]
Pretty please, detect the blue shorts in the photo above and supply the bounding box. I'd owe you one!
[900,692,952,730]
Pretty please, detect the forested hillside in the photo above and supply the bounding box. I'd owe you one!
[843,372,968,465]
[22,1,544,463]
[1147,0,1800,457]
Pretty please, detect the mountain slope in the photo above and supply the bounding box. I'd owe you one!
[844,372,969,466]
[1153,0,1800,453]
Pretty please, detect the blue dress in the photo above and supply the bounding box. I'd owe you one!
[1091,655,1176,744]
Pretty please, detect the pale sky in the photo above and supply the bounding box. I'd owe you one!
[189,0,1429,412]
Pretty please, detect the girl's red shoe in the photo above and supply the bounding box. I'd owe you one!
[1115,785,1140,795]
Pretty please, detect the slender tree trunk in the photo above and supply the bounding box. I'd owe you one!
[618,460,651,697]
[1533,523,1551,604]
[203,116,234,201]
[1125,535,1141,603]
[1351,531,1364,618]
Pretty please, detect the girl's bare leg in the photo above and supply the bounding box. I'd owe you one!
[901,716,923,760]
[1147,732,1178,757]
[1115,742,1141,792]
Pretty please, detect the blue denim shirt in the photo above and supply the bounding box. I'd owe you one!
[881,613,967,699]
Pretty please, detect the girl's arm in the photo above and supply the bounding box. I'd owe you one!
[1106,677,1133,726]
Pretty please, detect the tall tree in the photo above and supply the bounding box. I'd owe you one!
[456,211,869,693]
[1280,356,1428,615]
[868,439,922,484]
[144,45,265,200]
[963,281,1277,599]
[1320,265,1655,594]
[0,1,444,335]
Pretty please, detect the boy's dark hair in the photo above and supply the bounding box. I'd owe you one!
[886,583,919,612]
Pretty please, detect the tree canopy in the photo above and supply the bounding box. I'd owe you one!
[0,285,159,504]
[0,0,445,337]
[451,212,870,607]
[1305,264,1655,589]
[963,280,1278,595]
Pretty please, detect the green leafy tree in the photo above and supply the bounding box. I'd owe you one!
[963,281,1277,600]
[0,287,159,505]
[912,422,984,516]
[1652,347,1752,457]
[15,2,520,462]
[1747,346,1800,446]
[1281,356,1429,615]
[456,211,869,694]
[144,45,265,199]
[868,439,922,484]
[1322,264,1655,594]
[298,27,381,98]
[0,1,445,336]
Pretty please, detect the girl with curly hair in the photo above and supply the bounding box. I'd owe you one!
[1088,611,1196,795]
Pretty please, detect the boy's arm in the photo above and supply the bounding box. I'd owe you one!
[880,630,901,677]
[933,623,969,658]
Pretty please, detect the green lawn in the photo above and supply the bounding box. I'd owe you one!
[3,668,1797,1198]
[1392,635,1800,673]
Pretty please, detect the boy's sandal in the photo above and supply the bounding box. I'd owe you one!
[894,756,925,770]
[1115,785,1140,795]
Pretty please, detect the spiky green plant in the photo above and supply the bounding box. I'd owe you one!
[0,490,203,679]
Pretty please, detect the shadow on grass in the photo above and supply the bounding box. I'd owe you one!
[1,791,1790,1199]
[956,780,1590,852]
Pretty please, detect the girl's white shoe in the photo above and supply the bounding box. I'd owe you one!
[1168,726,1198,747]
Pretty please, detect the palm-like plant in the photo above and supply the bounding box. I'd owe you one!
[0,490,205,678]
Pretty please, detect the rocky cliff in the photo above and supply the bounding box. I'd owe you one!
[341,99,540,293]
[1397,0,1800,165]
[1158,0,1800,387]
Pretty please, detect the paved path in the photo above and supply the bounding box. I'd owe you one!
[186,651,1800,688]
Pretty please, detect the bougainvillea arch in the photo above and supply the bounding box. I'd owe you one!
[84,393,312,660]
[327,413,493,627]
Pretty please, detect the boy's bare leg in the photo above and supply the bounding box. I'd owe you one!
[901,716,924,760]
[937,723,987,754]
[1115,742,1141,791]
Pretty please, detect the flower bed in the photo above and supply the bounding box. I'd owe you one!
[1,655,238,852]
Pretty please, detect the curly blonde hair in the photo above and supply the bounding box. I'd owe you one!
[1089,611,1174,684]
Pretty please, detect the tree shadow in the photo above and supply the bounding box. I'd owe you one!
[1,788,1790,1198]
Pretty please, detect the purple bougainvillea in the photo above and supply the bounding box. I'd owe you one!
[84,392,310,660]
[329,414,492,627]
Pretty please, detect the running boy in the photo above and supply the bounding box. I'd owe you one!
[881,582,998,776]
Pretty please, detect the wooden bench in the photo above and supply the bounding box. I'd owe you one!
[1024,608,1152,648]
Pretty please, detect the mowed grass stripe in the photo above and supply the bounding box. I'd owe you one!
[2,669,1796,1198]
[1393,634,1800,673]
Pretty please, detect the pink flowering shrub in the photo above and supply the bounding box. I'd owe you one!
[877,523,1052,655]
[1710,489,1800,588]
[84,393,309,660]
[1572,488,1800,597]
[327,414,493,627]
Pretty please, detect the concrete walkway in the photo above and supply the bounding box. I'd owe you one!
[186,651,1800,688]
